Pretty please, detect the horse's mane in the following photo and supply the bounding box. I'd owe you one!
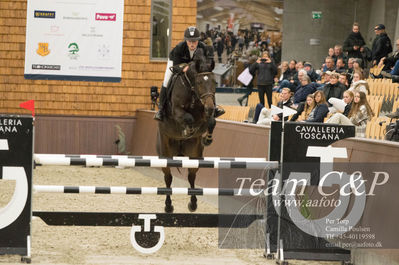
[192,49,210,73]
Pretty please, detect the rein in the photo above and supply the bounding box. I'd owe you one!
[182,71,215,104]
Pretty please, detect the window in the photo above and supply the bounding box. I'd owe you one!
[150,0,171,60]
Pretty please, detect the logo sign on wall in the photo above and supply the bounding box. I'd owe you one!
[24,0,124,82]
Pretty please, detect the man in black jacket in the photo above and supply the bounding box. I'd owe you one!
[323,73,347,104]
[154,26,224,121]
[371,24,392,66]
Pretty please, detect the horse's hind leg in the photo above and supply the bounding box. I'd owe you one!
[187,168,198,212]
[162,167,174,213]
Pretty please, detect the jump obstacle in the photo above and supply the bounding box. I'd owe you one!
[0,115,356,264]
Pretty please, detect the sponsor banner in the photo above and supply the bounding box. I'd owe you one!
[24,0,124,82]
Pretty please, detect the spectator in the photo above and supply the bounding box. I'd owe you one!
[290,69,308,92]
[304,62,320,82]
[237,55,257,106]
[215,35,224,63]
[293,75,317,104]
[287,60,298,79]
[290,94,316,122]
[255,87,293,125]
[349,71,370,94]
[332,45,347,64]
[322,56,335,72]
[343,22,366,65]
[305,90,329,123]
[339,73,350,89]
[249,51,277,108]
[353,59,364,76]
[296,61,304,72]
[327,91,374,137]
[347,58,355,81]
[328,90,354,115]
[273,61,290,92]
[371,24,392,66]
[335,58,347,73]
[323,72,347,103]
[381,38,399,77]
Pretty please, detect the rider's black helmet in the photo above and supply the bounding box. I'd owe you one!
[184,26,200,41]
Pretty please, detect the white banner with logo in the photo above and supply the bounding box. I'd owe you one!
[24,0,124,82]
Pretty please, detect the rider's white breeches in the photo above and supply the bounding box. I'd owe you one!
[163,59,173,87]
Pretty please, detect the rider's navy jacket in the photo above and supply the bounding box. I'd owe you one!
[169,41,215,71]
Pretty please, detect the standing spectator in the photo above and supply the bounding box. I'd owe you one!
[306,91,329,123]
[249,51,277,108]
[343,22,366,65]
[323,72,347,103]
[327,91,374,137]
[237,55,257,106]
[215,34,224,63]
[371,24,392,66]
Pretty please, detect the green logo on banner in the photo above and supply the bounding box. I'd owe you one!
[68,42,79,59]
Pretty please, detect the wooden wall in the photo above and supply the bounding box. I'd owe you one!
[0,0,197,117]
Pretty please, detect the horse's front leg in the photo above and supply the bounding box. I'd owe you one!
[202,116,216,146]
[187,168,198,212]
[173,106,195,136]
[162,167,174,213]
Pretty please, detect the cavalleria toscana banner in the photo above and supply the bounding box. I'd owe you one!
[24,0,124,82]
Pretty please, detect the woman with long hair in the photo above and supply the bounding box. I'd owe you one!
[305,90,329,122]
[327,91,374,137]
[328,90,354,115]
[298,94,316,121]
[349,71,370,94]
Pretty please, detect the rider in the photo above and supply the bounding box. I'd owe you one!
[154,26,225,121]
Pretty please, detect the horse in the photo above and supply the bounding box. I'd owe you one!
[156,50,217,213]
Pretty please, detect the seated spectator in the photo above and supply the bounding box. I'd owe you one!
[380,39,399,77]
[335,58,347,73]
[290,94,316,121]
[254,87,293,125]
[339,73,350,89]
[304,62,320,82]
[293,75,317,104]
[289,69,308,92]
[273,61,289,92]
[287,60,298,79]
[322,56,335,73]
[349,71,370,94]
[328,90,354,115]
[323,72,347,103]
[353,58,364,76]
[347,58,356,82]
[332,44,347,64]
[326,91,374,137]
[296,61,304,72]
[305,90,329,123]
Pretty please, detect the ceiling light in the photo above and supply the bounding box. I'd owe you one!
[213,6,224,11]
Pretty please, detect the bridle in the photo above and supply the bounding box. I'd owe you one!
[182,70,215,105]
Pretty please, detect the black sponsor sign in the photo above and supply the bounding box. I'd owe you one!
[0,115,33,256]
[34,10,56,19]
[32,64,61,70]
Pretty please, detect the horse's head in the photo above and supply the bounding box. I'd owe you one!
[186,50,215,117]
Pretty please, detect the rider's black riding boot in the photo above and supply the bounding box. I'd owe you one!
[154,85,167,121]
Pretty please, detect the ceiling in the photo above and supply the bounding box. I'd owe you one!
[197,0,283,31]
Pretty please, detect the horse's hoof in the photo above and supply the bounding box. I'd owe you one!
[188,202,197,212]
[202,137,213,146]
[164,205,174,213]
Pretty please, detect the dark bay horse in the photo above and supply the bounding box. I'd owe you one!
[156,50,216,213]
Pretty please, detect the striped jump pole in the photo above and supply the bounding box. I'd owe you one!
[35,154,269,162]
[33,185,260,196]
[34,154,279,169]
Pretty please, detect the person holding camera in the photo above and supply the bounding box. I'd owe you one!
[249,51,277,108]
